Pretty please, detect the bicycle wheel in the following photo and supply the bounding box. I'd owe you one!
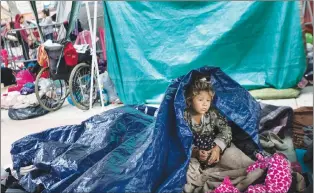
[69,63,97,110]
[35,67,68,112]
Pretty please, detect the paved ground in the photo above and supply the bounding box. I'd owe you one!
[1,86,313,169]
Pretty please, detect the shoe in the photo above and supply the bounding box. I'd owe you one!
[259,134,275,148]
[268,132,289,151]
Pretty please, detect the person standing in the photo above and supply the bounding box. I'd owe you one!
[41,8,54,41]
[14,14,31,66]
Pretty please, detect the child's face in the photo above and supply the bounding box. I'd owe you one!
[191,91,212,115]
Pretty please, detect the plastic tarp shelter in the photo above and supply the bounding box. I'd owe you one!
[104,1,306,105]
[11,67,260,193]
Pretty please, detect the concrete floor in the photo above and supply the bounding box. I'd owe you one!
[1,86,313,169]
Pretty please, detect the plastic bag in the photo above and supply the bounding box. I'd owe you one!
[8,105,49,120]
[99,71,119,103]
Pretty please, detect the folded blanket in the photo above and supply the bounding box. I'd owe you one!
[249,88,300,100]
[1,92,39,110]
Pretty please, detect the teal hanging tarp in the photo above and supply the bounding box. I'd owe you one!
[104,1,306,105]
[66,1,81,39]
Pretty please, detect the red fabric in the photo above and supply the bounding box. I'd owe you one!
[14,14,28,42]
[212,177,240,193]
[98,27,107,61]
[15,70,35,86]
[1,49,9,67]
[246,153,292,193]
[8,70,35,92]
[8,84,23,92]
[33,30,40,40]
[40,70,49,79]
[64,42,78,66]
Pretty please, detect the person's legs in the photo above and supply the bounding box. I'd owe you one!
[184,158,202,193]
[21,39,30,67]
[217,144,254,169]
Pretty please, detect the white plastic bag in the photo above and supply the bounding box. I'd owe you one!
[99,72,119,103]
[57,24,66,41]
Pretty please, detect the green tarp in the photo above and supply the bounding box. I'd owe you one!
[66,2,81,39]
[29,1,44,40]
[104,1,306,105]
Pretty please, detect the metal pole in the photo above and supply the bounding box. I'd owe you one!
[5,38,16,69]
[93,2,105,109]
[85,2,95,110]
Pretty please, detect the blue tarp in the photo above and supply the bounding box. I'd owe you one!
[11,67,261,192]
[104,1,306,104]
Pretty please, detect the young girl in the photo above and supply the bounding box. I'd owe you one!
[184,77,232,169]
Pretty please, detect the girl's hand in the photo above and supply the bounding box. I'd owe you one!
[199,150,209,161]
[192,147,199,158]
[207,146,221,165]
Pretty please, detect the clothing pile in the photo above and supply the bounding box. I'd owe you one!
[292,107,313,192]
[1,70,51,120]
[1,70,36,109]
